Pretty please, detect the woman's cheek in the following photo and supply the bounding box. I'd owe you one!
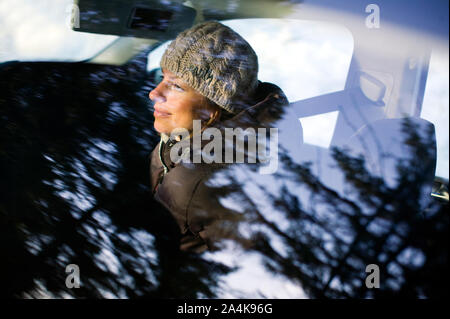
[176,115,190,131]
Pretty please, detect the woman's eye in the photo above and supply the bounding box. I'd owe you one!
[171,83,184,92]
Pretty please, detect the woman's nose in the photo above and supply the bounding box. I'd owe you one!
[149,84,166,103]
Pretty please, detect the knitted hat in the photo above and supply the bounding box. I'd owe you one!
[160,21,259,114]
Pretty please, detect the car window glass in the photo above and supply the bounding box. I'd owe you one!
[0,0,118,62]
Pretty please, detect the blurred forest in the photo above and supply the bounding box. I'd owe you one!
[0,51,232,298]
[0,51,448,298]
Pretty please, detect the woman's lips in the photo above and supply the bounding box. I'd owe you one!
[154,106,171,118]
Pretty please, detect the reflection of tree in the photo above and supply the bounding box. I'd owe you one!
[1,52,447,299]
[214,118,448,298]
[0,52,231,298]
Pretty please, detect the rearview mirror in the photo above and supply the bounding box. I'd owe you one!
[71,0,196,40]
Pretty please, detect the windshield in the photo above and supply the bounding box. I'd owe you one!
[0,0,117,62]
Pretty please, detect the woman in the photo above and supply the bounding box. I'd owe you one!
[149,21,288,252]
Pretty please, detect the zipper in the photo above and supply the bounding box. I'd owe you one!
[159,139,169,176]
[154,138,178,193]
[154,139,169,193]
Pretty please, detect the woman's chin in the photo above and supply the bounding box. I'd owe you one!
[154,121,170,134]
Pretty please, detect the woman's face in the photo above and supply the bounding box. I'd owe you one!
[149,69,212,134]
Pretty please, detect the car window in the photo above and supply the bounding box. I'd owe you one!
[0,0,117,62]
[2,1,448,301]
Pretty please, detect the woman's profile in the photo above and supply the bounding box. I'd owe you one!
[148,21,288,252]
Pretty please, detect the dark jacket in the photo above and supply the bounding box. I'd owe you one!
[150,81,288,252]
